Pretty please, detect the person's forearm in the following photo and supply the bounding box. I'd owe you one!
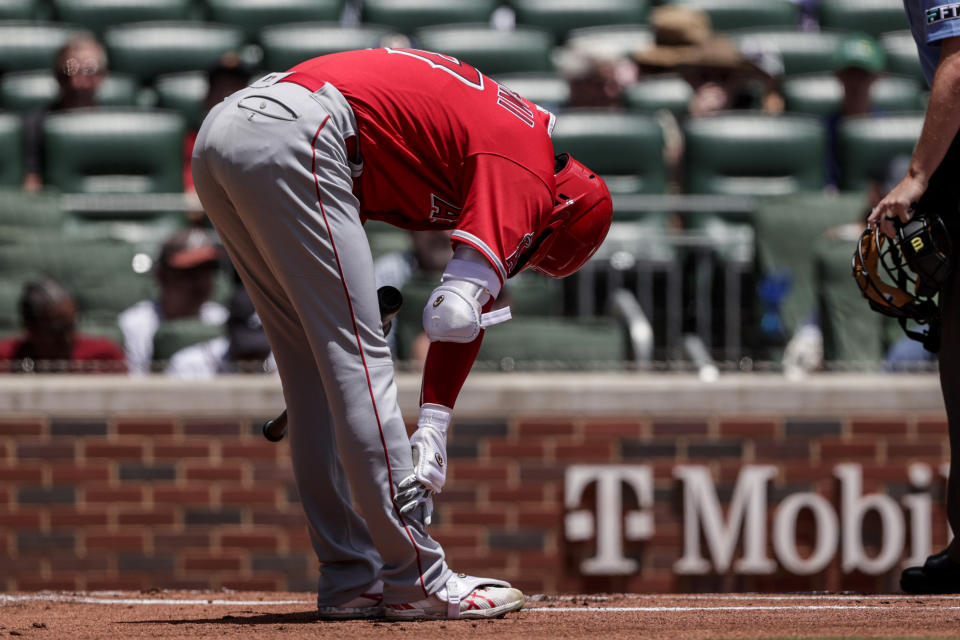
[910,40,960,186]
[420,334,485,409]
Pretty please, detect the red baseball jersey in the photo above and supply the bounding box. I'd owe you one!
[288,48,558,285]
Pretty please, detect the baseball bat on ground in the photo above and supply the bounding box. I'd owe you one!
[262,285,404,443]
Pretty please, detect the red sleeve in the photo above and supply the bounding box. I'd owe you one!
[72,335,129,372]
[419,299,493,409]
[451,153,552,285]
[0,338,20,361]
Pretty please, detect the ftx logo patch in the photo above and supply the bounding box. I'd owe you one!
[928,3,960,24]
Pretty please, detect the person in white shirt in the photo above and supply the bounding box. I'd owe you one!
[119,227,227,375]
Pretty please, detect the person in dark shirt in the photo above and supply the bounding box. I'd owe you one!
[825,33,885,189]
[0,278,126,373]
[22,34,108,192]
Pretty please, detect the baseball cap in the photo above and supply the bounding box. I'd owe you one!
[833,33,885,74]
[158,228,221,271]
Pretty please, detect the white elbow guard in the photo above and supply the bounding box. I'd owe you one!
[423,268,511,343]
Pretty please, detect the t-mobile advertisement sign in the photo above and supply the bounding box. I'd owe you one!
[564,464,952,576]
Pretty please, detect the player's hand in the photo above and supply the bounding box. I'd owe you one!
[409,424,447,493]
[868,174,926,238]
[395,474,434,526]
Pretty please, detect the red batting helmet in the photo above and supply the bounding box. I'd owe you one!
[524,153,613,278]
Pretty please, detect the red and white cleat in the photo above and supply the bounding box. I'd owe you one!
[385,573,525,620]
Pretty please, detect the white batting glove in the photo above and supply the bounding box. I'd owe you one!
[409,403,451,493]
[394,404,452,526]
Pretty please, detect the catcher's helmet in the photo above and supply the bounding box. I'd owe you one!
[852,212,952,352]
[521,153,613,278]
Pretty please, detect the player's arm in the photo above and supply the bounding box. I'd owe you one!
[396,245,507,517]
[395,157,551,522]
[869,35,960,235]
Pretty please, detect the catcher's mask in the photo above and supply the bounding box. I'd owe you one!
[516,153,613,278]
[851,212,952,352]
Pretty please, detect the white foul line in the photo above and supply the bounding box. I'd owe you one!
[525,605,960,612]
[0,594,310,607]
[2,593,959,612]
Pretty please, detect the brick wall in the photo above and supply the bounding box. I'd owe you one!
[0,375,952,594]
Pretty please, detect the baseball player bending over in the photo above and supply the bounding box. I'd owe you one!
[191,48,612,620]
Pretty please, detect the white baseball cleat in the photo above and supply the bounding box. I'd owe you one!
[385,573,525,620]
[317,580,385,620]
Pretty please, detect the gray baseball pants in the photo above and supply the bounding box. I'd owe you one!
[191,75,451,605]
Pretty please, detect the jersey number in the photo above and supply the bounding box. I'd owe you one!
[385,48,484,90]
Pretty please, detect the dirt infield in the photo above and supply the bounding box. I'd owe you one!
[3,592,960,639]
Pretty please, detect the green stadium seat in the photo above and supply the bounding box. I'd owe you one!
[493,72,569,112]
[204,0,343,42]
[0,237,145,343]
[0,189,64,227]
[396,273,439,361]
[0,113,22,187]
[361,0,498,35]
[752,192,864,338]
[77,270,153,317]
[565,25,653,61]
[816,236,884,364]
[871,75,926,111]
[552,110,666,195]
[782,73,925,116]
[260,22,395,71]
[667,0,799,31]
[881,30,925,84]
[0,70,139,112]
[0,238,146,311]
[501,270,564,317]
[837,113,923,191]
[0,278,23,330]
[154,71,208,130]
[43,108,185,194]
[732,29,846,76]
[77,318,125,346]
[682,112,825,195]
[818,0,909,36]
[0,232,156,324]
[0,0,43,20]
[104,22,245,82]
[476,317,625,369]
[624,74,692,115]
[152,317,223,362]
[510,0,650,43]
[365,220,413,260]
[51,0,191,36]
[0,21,83,74]
[414,25,553,75]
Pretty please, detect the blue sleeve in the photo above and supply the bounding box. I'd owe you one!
[924,1,960,43]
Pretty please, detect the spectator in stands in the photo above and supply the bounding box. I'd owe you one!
[0,278,126,373]
[631,6,784,189]
[825,33,886,189]
[557,48,638,109]
[164,283,276,378]
[22,34,108,193]
[119,227,227,375]
[632,6,783,117]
